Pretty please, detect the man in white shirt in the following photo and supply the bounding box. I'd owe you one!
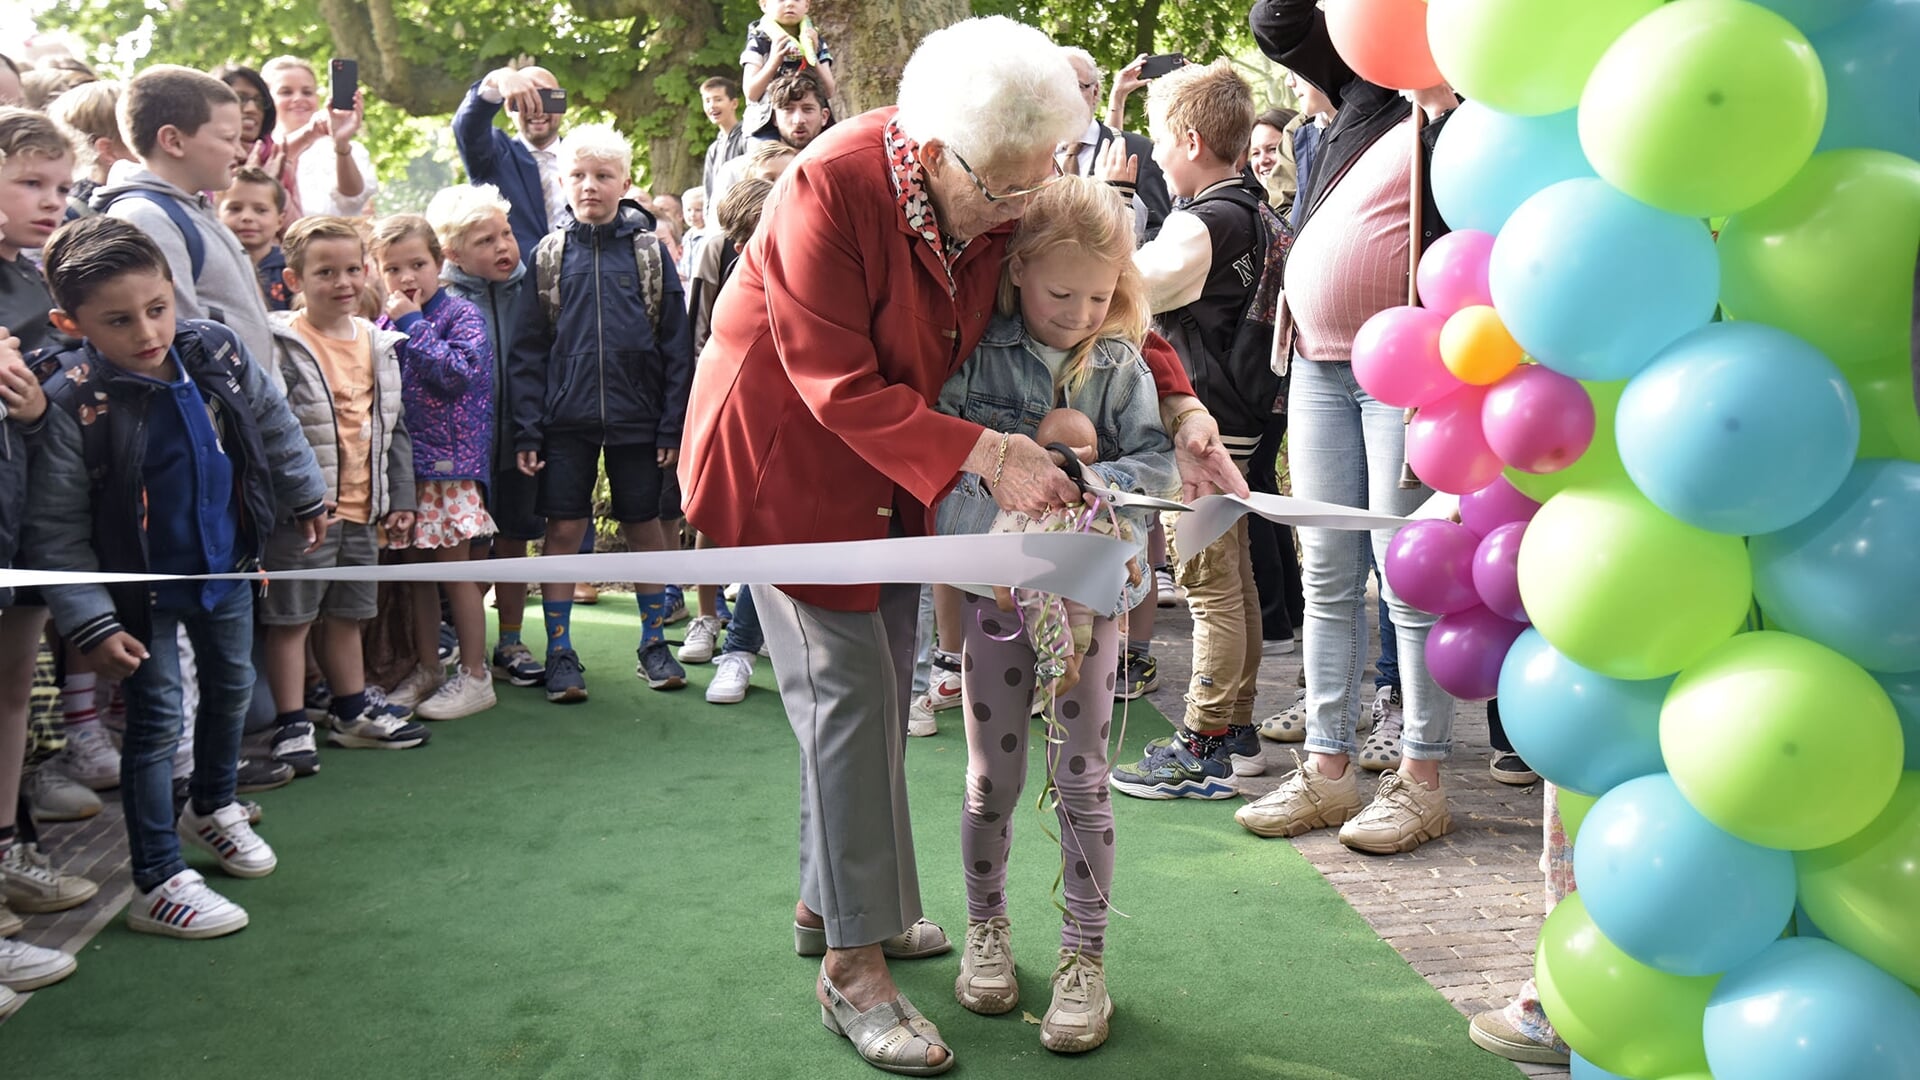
[1059,47,1173,242]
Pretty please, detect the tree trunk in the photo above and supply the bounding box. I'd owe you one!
[812,0,969,119]
[316,0,468,114]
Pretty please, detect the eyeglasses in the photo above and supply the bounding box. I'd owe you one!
[947,149,1063,204]
[1077,81,1099,93]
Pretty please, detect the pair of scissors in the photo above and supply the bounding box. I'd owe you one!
[1044,442,1195,514]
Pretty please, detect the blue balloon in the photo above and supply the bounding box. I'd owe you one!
[1878,672,1920,769]
[1751,460,1920,673]
[1617,323,1861,536]
[1431,102,1595,235]
[1795,904,1830,941]
[1575,774,1799,976]
[1750,0,1871,32]
[1496,628,1671,796]
[1570,1051,1633,1080]
[1489,179,1720,382]
[1705,938,1920,1080]
[1810,0,1920,161]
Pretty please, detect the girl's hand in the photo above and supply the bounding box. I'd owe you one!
[1095,139,1138,185]
[381,510,415,548]
[384,289,421,322]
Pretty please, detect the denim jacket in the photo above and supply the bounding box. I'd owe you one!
[935,312,1178,616]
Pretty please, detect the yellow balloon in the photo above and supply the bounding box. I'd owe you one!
[1440,305,1525,385]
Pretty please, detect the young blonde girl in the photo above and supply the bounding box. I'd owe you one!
[370,215,499,721]
[932,176,1178,1055]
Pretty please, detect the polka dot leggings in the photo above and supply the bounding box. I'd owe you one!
[959,590,1118,955]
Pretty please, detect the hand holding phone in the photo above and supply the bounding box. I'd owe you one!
[329,58,358,112]
[536,87,568,115]
[1137,53,1187,80]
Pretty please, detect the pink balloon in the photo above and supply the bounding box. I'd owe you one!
[1459,476,1542,536]
[1353,306,1462,409]
[1472,521,1529,622]
[1416,230,1496,316]
[1383,519,1483,616]
[1481,365,1597,474]
[1425,605,1528,702]
[1407,385,1504,495]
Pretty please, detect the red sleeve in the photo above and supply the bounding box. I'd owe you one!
[757,163,983,507]
[1142,331,1196,398]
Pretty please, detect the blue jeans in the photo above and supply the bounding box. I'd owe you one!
[721,584,763,656]
[1290,358,1454,761]
[119,585,254,892]
[1372,553,1399,690]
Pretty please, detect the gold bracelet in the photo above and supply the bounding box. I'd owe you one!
[1169,407,1209,434]
[989,433,1011,489]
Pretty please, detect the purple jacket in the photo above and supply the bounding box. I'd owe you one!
[381,289,494,483]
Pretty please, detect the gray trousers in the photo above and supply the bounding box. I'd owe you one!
[758,582,923,949]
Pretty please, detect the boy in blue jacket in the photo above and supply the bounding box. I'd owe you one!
[506,124,693,704]
[23,217,327,941]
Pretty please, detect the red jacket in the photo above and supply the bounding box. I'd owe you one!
[681,107,1193,611]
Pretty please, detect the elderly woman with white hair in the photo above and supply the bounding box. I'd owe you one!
[681,16,1241,1075]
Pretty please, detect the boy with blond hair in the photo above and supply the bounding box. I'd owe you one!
[44,80,130,214]
[0,108,76,353]
[1110,59,1285,800]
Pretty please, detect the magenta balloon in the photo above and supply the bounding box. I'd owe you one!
[1416,229,1497,316]
[1482,365,1597,473]
[1472,521,1529,622]
[1459,476,1543,536]
[1383,519,1484,616]
[1352,306,1462,408]
[1426,605,1529,701]
[1408,385,1505,494]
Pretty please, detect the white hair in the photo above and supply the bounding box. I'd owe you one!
[558,123,633,175]
[895,17,1084,170]
[680,186,706,207]
[425,183,514,248]
[1059,46,1103,91]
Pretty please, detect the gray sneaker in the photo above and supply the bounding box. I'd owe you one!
[544,648,589,704]
[636,641,687,691]
[24,764,101,822]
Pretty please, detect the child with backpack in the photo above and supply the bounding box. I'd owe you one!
[95,66,275,366]
[24,216,327,940]
[370,213,499,721]
[506,124,694,704]
[1107,59,1286,801]
[0,108,75,353]
[934,175,1177,1054]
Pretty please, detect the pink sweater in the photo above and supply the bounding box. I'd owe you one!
[1280,117,1415,363]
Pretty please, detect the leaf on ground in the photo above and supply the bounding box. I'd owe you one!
[1021,1011,1043,1026]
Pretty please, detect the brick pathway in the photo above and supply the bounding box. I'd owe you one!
[10,597,1568,1077]
[1139,593,1569,1080]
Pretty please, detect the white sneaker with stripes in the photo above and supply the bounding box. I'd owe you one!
[179,802,278,878]
[128,870,248,940]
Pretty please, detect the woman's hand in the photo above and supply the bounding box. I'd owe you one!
[330,90,366,148]
[969,430,1080,515]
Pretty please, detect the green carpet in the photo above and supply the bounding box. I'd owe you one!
[0,607,1516,1079]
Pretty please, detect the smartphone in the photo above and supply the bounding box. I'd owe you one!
[537,87,569,115]
[1138,53,1187,80]
[328,58,357,111]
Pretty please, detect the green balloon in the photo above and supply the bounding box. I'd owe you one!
[1578,0,1827,217]
[1503,380,1630,502]
[1427,0,1661,116]
[1664,631,1903,851]
[1517,486,1751,680]
[1535,894,1718,1077]
[1557,786,1598,846]
[1797,773,1920,990]
[1856,369,1920,463]
[1720,150,1920,374]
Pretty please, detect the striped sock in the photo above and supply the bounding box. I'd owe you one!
[543,599,574,654]
[62,672,98,728]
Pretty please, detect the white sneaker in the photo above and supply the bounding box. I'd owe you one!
[178,802,278,879]
[0,985,18,1021]
[24,764,101,822]
[707,651,754,705]
[0,938,77,991]
[1155,567,1182,608]
[2,843,100,913]
[52,722,119,790]
[417,669,497,721]
[679,615,722,664]
[128,870,249,939]
[385,665,444,709]
[909,667,963,733]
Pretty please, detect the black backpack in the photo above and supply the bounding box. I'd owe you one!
[1175,183,1292,441]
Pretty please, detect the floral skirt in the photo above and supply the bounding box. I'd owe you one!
[411,479,497,549]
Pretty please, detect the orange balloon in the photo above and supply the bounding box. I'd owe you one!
[1326,0,1444,91]
[1439,305,1524,385]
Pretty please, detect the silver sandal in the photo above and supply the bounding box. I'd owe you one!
[819,969,956,1076]
[796,918,952,959]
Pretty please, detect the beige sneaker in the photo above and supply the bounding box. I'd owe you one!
[955,916,1018,1015]
[385,665,443,710]
[2,843,99,913]
[1340,771,1453,854]
[1041,949,1113,1053]
[1234,751,1364,838]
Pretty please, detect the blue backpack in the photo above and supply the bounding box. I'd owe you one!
[97,188,206,281]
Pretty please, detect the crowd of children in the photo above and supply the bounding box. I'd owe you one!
[0,5,1494,1059]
